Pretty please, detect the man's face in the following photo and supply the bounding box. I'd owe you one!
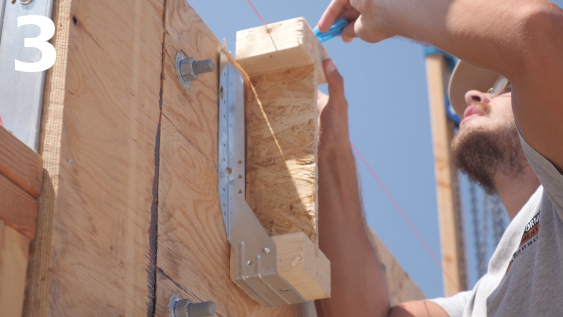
[459,85,513,131]
[451,83,526,193]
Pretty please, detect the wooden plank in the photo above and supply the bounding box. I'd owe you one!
[0,126,43,197]
[236,17,328,85]
[272,233,330,301]
[366,228,426,305]
[425,54,468,296]
[0,172,37,240]
[236,17,330,303]
[0,225,30,317]
[23,0,164,315]
[156,115,229,315]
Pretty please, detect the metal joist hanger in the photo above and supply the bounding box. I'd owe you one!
[217,48,305,307]
[0,0,55,151]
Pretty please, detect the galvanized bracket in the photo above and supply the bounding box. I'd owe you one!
[218,47,305,307]
[0,0,55,151]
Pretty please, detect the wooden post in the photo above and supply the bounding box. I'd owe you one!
[425,54,468,296]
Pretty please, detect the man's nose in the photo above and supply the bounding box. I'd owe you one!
[465,90,491,106]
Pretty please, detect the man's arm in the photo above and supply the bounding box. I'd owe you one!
[315,59,449,317]
[319,0,563,172]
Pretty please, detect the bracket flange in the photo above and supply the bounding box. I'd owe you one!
[218,49,305,307]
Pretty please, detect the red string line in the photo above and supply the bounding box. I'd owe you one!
[246,0,268,27]
[351,142,460,293]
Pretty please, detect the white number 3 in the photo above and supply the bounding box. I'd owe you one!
[15,16,56,72]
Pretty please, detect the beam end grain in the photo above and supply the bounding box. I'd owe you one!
[272,233,330,301]
[236,17,328,84]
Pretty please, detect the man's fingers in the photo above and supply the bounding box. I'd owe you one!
[341,20,357,41]
[323,59,346,103]
[354,15,379,43]
[318,0,349,32]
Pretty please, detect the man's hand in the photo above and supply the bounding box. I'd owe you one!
[317,59,352,151]
[318,0,393,43]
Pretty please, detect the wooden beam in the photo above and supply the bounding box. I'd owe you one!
[236,17,330,303]
[366,228,426,305]
[0,224,30,317]
[425,54,468,296]
[24,0,163,315]
[272,233,330,301]
[0,173,37,240]
[0,127,43,197]
[236,17,328,85]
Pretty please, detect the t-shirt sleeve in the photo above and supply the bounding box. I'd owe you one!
[519,133,563,219]
[427,290,473,317]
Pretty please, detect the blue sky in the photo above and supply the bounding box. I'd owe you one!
[189,0,563,300]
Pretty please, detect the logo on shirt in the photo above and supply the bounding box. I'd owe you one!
[506,211,541,274]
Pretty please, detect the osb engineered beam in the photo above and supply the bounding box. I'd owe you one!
[237,17,330,302]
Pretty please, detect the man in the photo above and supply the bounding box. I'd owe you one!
[313,0,563,316]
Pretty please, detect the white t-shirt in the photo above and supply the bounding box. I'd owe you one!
[429,134,563,316]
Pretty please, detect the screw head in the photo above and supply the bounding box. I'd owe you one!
[262,247,271,254]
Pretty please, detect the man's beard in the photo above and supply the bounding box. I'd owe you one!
[451,117,527,194]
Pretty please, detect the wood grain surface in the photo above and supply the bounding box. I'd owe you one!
[24,0,163,315]
[0,225,30,317]
[0,173,37,240]
[0,126,43,197]
[272,233,330,301]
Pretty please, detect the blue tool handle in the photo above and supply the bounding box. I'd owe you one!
[313,18,350,42]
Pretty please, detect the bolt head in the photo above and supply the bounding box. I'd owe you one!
[262,247,271,254]
[179,59,199,82]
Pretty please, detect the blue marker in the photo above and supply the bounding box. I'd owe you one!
[313,18,350,42]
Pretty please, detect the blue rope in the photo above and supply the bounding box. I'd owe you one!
[424,46,461,124]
